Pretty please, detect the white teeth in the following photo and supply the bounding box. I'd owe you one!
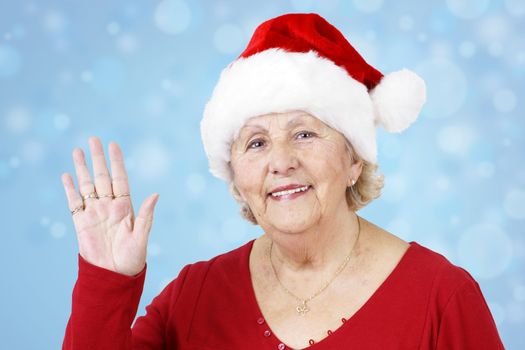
[271,185,309,197]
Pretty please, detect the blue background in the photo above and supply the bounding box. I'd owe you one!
[1,0,523,349]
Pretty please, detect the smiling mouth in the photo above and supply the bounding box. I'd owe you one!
[269,185,311,198]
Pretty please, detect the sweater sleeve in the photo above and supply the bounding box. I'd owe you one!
[435,276,506,350]
[62,254,190,350]
[131,262,190,348]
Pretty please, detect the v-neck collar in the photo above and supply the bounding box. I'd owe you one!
[240,239,419,349]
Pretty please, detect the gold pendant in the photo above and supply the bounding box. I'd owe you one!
[296,300,309,315]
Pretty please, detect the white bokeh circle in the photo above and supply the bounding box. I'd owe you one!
[504,188,525,220]
[40,216,51,227]
[133,141,171,180]
[513,285,525,302]
[459,41,477,58]
[353,0,384,13]
[80,70,93,82]
[417,59,468,119]
[90,57,126,95]
[382,174,407,203]
[493,88,517,113]
[43,10,67,33]
[457,223,513,279]
[5,107,31,133]
[399,15,414,31]
[213,23,244,54]
[437,124,476,157]
[476,161,495,178]
[154,0,191,35]
[185,172,206,197]
[22,141,45,165]
[9,156,20,168]
[107,22,120,35]
[117,34,140,54]
[50,221,66,238]
[54,113,70,130]
[504,0,525,17]
[0,44,21,77]
[446,0,490,20]
[142,94,167,116]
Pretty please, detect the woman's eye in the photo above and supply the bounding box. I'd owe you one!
[246,132,313,150]
[247,139,265,149]
[296,131,314,139]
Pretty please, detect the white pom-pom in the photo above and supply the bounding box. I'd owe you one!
[370,68,426,133]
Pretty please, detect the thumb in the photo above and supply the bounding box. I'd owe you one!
[133,193,160,240]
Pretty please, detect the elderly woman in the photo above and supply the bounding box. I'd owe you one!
[62,13,505,349]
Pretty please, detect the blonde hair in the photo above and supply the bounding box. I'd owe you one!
[228,139,384,225]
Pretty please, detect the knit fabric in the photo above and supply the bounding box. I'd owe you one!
[63,240,505,349]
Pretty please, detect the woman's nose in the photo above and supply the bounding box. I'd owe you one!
[268,141,299,176]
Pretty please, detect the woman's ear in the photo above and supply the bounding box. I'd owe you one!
[347,158,363,187]
[344,140,363,187]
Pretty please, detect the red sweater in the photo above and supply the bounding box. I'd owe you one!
[63,240,505,349]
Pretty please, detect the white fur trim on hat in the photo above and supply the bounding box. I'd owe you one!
[201,48,377,182]
[370,68,427,133]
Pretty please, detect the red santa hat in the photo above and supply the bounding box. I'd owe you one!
[201,13,426,182]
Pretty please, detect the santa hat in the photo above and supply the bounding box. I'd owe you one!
[201,13,426,182]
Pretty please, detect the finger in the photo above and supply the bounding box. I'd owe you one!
[133,193,160,242]
[88,136,113,199]
[72,148,96,198]
[108,142,130,198]
[61,172,84,212]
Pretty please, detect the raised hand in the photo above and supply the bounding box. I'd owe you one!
[61,137,159,276]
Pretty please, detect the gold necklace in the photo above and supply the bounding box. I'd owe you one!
[268,215,361,316]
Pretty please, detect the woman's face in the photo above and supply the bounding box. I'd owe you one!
[230,110,362,233]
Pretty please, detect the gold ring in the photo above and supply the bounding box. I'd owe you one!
[82,192,98,200]
[98,193,114,199]
[71,205,84,215]
[114,193,130,198]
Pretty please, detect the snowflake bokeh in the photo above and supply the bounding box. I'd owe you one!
[0,1,523,348]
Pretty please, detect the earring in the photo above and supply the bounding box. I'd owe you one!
[351,179,356,186]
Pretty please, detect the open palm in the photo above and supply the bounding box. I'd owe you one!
[61,137,159,276]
